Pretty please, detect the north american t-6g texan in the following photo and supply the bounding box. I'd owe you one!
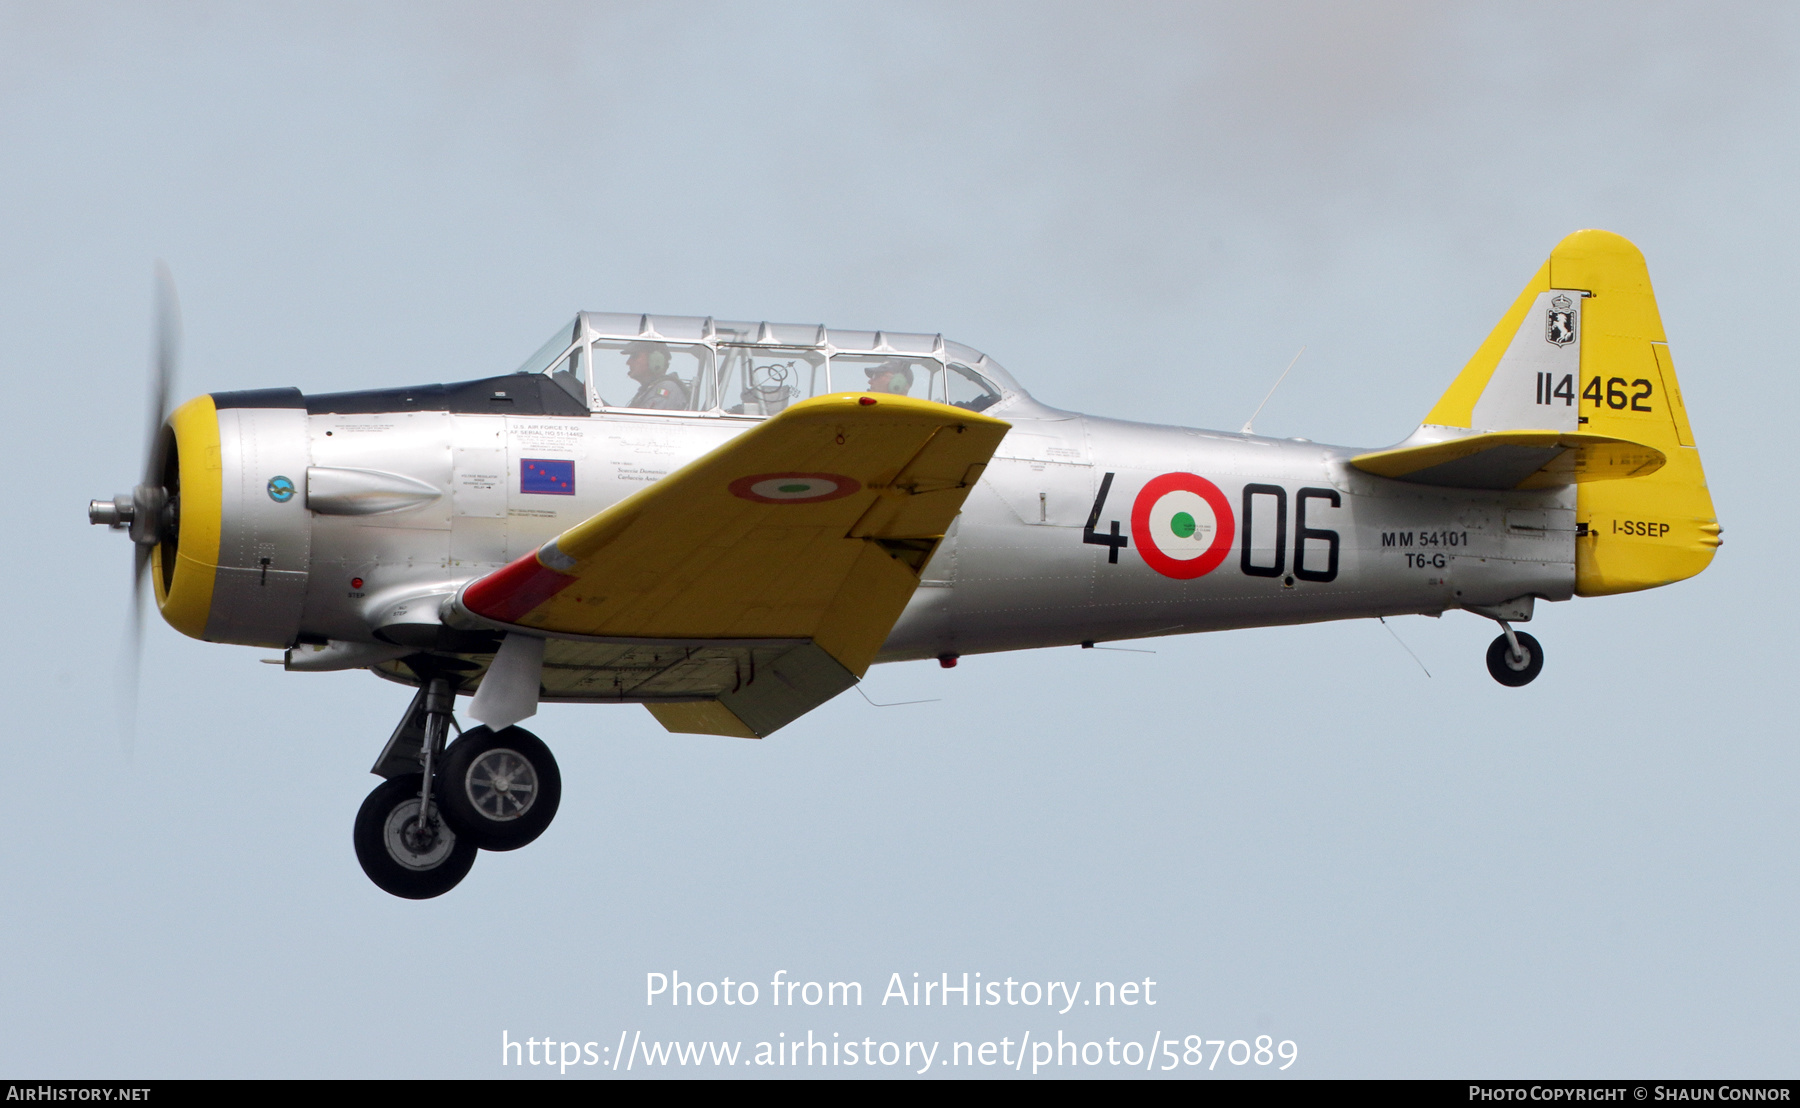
[90,230,1719,898]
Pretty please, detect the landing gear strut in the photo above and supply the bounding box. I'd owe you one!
[353,669,563,897]
[1485,622,1544,687]
[354,674,473,898]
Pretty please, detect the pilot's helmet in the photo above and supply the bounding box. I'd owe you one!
[622,341,672,375]
[866,360,914,392]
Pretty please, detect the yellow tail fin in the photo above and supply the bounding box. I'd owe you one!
[1423,230,1719,595]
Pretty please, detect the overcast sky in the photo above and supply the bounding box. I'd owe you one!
[4,1,1796,1078]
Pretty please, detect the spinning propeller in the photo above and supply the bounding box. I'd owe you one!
[88,264,182,714]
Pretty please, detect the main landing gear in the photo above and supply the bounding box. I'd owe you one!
[1484,621,1544,687]
[438,725,561,853]
[353,773,477,900]
[353,672,562,898]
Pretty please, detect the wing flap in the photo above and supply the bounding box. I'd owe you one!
[1350,430,1665,490]
[642,642,858,738]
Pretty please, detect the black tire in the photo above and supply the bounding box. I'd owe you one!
[437,726,561,852]
[353,773,477,899]
[1486,630,1544,687]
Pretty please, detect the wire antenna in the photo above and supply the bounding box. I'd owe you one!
[855,685,940,708]
[1241,346,1306,435]
[1378,616,1432,678]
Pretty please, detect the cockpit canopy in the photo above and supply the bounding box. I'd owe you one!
[515,313,1019,416]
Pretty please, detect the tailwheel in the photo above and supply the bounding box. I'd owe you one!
[1485,628,1544,687]
[437,726,562,852]
[353,773,477,899]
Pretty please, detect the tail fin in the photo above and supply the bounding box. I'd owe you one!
[1421,230,1719,595]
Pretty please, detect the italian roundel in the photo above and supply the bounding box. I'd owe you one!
[1131,472,1235,579]
[728,472,861,504]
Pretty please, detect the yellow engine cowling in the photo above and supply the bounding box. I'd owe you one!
[154,394,314,645]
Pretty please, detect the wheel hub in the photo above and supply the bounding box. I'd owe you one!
[383,797,456,870]
[466,749,538,821]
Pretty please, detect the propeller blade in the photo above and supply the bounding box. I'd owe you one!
[120,263,181,752]
[120,542,150,751]
[145,261,180,486]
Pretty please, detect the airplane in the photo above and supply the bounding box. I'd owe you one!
[89,230,1719,899]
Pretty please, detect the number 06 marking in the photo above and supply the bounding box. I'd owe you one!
[1131,473,1236,579]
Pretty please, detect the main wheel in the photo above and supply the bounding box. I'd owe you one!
[437,726,561,852]
[353,773,477,899]
[1485,630,1544,687]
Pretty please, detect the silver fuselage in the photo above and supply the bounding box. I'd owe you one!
[211,392,1573,665]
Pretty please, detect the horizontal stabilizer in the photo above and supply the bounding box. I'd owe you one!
[1351,430,1665,490]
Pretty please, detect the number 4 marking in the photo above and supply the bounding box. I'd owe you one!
[1083,472,1129,563]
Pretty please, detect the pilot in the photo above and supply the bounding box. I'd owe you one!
[623,342,690,410]
[864,360,915,396]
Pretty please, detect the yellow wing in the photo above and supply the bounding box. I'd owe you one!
[1350,430,1664,490]
[455,392,1010,737]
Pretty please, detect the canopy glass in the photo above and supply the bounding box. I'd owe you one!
[515,313,1019,416]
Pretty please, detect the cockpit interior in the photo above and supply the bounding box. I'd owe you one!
[514,313,1014,417]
